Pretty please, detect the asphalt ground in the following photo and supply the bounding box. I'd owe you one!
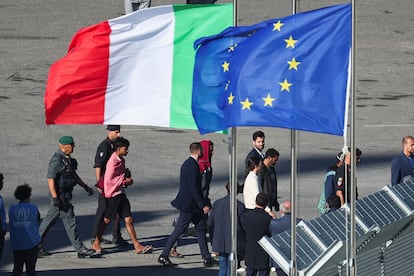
[0,0,413,275]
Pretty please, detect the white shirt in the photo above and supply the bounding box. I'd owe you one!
[243,171,261,209]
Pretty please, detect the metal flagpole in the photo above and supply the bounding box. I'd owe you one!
[229,1,239,276]
[289,0,299,275]
[229,128,238,276]
[349,0,357,275]
[290,131,298,276]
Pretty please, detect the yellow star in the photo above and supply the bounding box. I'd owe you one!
[287,57,301,70]
[222,61,230,72]
[279,79,293,92]
[284,35,298,48]
[228,43,238,52]
[240,98,254,110]
[228,92,234,105]
[273,20,284,32]
[263,94,275,107]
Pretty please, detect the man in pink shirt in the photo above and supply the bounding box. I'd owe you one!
[92,137,152,255]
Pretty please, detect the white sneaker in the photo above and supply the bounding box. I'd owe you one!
[271,267,276,272]
[237,267,246,273]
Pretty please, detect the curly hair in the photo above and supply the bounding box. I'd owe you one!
[14,183,32,201]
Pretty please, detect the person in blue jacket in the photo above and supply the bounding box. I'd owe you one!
[9,184,41,276]
[391,135,414,186]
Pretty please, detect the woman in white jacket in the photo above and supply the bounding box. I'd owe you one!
[243,156,276,218]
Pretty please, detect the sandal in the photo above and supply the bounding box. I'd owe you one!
[169,248,184,258]
[136,244,152,254]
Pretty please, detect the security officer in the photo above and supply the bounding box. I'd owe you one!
[38,136,97,258]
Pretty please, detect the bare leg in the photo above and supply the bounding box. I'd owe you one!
[124,216,145,253]
[92,217,110,252]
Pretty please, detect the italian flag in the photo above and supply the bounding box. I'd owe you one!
[44,4,233,128]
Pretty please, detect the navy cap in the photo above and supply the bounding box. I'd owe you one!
[106,125,121,131]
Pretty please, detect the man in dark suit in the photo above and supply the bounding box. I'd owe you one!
[269,201,302,276]
[208,182,246,275]
[158,142,216,267]
[245,130,266,167]
[244,193,272,276]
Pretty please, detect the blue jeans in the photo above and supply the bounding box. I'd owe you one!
[218,253,230,276]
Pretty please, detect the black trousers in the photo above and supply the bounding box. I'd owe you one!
[162,210,210,260]
[13,246,38,276]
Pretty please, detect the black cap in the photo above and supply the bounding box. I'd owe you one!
[106,125,121,131]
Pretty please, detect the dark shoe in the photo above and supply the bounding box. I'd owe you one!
[37,248,50,257]
[78,248,99,258]
[112,234,129,246]
[158,255,176,266]
[203,257,219,267]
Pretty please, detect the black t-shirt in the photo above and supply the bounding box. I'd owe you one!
[94,138,113,175]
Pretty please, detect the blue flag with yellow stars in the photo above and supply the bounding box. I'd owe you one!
[192,3,351,135]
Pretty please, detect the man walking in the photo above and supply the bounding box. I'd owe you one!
[158,142,217,267]
[91,125,127,245]
[259,148,280,211]
[38,136,96,258]
[92,137,152,255]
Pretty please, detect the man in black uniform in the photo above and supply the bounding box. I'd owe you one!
[38,136,96,258]
[334,148,362,206]
[91,125,127,245]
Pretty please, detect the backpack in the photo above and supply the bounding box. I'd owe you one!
[317,170,336,215]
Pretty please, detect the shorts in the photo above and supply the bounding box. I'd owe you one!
[104,193,131,221]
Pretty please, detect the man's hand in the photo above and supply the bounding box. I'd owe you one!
[268,210,277,219]
[123,178,133,187]
[52,197,62,209]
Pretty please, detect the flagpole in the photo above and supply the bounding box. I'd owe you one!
[349,0,357,275]
[289,0,299,274]
[229,1,239,275]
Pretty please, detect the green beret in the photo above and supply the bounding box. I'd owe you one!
[58,136,74,145]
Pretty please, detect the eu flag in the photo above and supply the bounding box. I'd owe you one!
[192,4,351,135]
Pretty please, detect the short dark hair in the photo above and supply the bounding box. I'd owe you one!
[113,137,130,149]
[256,193,269,208]
[327,195,341,209]
[0,173,3,182]
[265,148,279,158]
[252,130,265,141]
[189,142,201,153]
[15,184,32,201]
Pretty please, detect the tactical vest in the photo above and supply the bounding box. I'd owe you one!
[55,154,77,203]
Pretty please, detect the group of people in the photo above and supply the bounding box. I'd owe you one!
[158,130,284,276]
[1,129,413,276]
[318,135,414,216]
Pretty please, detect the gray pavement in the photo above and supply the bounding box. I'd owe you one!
[0,0,413,275]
